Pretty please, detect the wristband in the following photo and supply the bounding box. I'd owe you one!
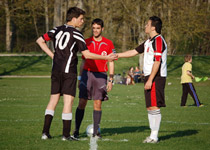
[78,76,81,81]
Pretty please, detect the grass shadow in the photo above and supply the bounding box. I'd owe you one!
[79,126,149,137]
[0,56,48,75]
[159,129,198,141]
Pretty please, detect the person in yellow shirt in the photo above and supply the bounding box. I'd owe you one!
[180,54,203,107]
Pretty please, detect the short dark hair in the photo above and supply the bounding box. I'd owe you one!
[184,54,192,62]
[92,18,104,28]
[149,16,162,34]
[66,7,85,22]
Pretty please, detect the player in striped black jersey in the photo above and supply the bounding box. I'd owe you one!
[117,16,167,143]
[36,7,117,141]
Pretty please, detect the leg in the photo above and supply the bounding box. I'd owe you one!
[181,84,188,106]
[42,94,60,139]
[93,100,102,136]
[73,98,88,137]
[188,83,201,107]
[62,94,74,139]
[145,106,161,143]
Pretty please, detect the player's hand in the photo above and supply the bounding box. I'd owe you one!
[107,53,118,61]
[107,81,113,92]
[192,75,195,79]
[144,80,152,90]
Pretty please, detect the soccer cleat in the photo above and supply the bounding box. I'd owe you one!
[199,104,204,107]
[92,133,102,140]
[41,133,52,140]
[61,136,73,141]
[143,137,158,143]
[71,131,79,141]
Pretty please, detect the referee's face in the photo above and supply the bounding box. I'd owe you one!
[92,23,103,38]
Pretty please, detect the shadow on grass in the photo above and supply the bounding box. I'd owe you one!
[159,129,198,141]
[78,126,149,137]
[0,56,47,76]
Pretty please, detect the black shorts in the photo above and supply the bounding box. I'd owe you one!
[51,71,77,97]
[79,70,108,101]
[144,76,166,108]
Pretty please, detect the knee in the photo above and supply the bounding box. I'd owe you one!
[78,99,87,109]
[94,101,102,111]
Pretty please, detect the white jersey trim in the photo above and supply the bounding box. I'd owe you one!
[73,35,86,44]
[73,31,84,38]
[65,42,76,73]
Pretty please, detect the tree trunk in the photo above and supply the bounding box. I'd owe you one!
[44,0,49,47]
[53,0,62,27]
[5,0,12,52]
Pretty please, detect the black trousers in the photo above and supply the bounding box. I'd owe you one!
[181,83,201,106]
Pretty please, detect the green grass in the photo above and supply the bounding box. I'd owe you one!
[1,55,210,77]
[0,77,210,150]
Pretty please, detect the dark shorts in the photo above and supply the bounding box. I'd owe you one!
[51,71,77,97]
[79,70,108,101]
[144,76,166,108]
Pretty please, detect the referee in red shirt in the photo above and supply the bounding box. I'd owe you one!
[72,18,115,140]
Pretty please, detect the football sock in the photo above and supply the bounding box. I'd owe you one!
[62,113,72,138]
[93,110,102,136]
[75,107,85,133]
[148,109,161,141]
[42,109,54,134]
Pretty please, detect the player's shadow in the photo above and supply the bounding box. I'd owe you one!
[80,126,149,137]
[159,129,198,141]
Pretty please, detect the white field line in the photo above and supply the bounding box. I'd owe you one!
[0,119,209,125]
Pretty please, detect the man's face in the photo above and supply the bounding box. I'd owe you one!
[92,23,103,38]
[75,15,84,28]
[145,20,155,34]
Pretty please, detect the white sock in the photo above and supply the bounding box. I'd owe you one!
[62,113,72,120]
[148,109,161,141]
[45,109,54,116]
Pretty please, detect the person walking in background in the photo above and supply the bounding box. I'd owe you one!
[180,54,203,107]
[36,8,116,141]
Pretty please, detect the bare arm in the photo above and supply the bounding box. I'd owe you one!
[187,71,195,79]
[82,50,117,61]
[107,61,114,92]
[117,49,139,58]
[36,37,54,59]
[144,61,161,90]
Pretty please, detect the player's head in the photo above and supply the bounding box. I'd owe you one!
[145,16,162,34]
[91,18,104,38]
[184,54,192,62]
[66,7,86,27]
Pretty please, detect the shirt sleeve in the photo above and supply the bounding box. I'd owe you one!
[73,30,87,52]
[152,36,166,61]
[135,42,145,54]
[42,27,58,41]
[186,63,192,72]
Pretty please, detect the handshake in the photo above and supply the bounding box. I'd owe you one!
[107,53,118,61]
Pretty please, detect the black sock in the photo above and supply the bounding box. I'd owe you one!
[93,110,102,135]
[63,120,71,138]
[42,115,53,134]
[75,107,85,133]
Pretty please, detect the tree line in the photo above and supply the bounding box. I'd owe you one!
[0,0,210,55]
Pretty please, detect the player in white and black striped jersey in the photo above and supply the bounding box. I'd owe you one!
[36,7,117,141]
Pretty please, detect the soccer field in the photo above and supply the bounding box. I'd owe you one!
[0,77,210,150]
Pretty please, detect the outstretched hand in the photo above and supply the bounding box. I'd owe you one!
[107,53,118,61]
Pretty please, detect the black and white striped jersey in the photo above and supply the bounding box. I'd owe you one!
[42,24,87,74]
